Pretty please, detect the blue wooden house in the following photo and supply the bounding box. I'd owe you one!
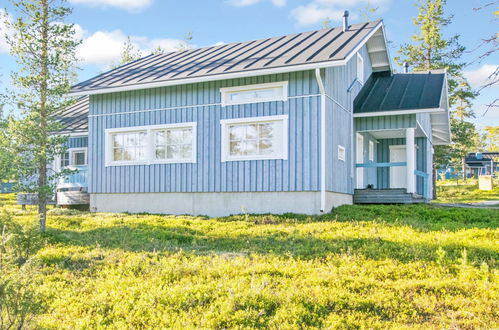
[59,16,450,216]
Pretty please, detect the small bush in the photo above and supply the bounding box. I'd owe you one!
[0,212,45,329]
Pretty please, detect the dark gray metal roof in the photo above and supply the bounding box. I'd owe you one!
[55,97,89,133]
[71,20,382,95]
[354,70,446,113]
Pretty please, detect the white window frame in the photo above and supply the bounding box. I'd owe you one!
[105,123,197,167]
[369,140,374,162]
[220,115,288,162]
[220,81,288,107]
[55,147,88,172]
[338,145,346,161]
[71,148,88,166]
[357,53,364,84]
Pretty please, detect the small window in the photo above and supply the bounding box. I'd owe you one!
[369,141,374,162]
[60,151,70,168]
[357,53,364,83]
[153,126,195,162]
[221,81,288,106]
[338,145,346,161]
[72,151,87,166]
[221,115,288,162]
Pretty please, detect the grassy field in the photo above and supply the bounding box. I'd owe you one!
[435,179,499,204]
[1,193,498,329]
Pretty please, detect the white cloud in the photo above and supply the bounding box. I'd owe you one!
[464,64,499,89]
[0,9,14,53]
[68,0,153,12]
[290,4,345,26]
[76,28,185,67]
[290,0,389,27]
[227,0,286,7]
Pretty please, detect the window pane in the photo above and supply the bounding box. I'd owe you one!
[259,139,274,154]
[167,145,180,159]
[246,124,258,140]
[113,148,123,161]
[123,147,135,161]
[155,131,165,145]
[259,123,274,139]
[113,134,123,148]
[181,145,192,158]
[182,129,193,144]
[229,125,245,141]
[61,152,70,167]
[167,130,184,145]
[230,141,244,155]
[73,152,86,165]
[155,146,166,159]
[245,141,257,155]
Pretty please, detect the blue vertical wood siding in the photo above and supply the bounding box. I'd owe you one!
[89,71,321,194]
[324,45,373,194]
[66,136,88,149]
[376,137,428,195]
[355,114,417,131]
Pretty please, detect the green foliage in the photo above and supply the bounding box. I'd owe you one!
[436,180,499,204]
[0,195,497,328]
[396,0,481,168]
[0,212,45,329]
[111,36,142,69]
[483,126,499,151]
[176,32,193,52]
[4,0,79,231]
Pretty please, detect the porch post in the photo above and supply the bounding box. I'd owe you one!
[406,128,415,194]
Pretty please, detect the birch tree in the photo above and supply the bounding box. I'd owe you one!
[4,0,79,231]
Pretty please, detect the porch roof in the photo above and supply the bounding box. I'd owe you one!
[353,70,446,114]
[54,96,89,134]
[353,70,451,145]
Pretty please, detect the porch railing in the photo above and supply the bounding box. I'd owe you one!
[355,162,407,168]
[58,165,88,188]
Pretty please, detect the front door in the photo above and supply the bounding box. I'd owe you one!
[389,145,407,188]
[356,134,364,189]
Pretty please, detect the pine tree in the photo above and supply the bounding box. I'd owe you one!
[111,36,142,69]
[4,0,79,231]
[396,0,480,171]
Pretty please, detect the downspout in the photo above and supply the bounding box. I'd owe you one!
[315,68,326,213]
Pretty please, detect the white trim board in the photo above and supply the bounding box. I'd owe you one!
[353,107,445,118]
[68,22,385,97]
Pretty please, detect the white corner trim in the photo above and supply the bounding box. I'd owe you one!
[220,81,289,107]
[220,114,288,162]
[356,53,364,84]
[315,67,327,213]
[105,122,197,167]
[353,108,445,118]
[68,22,385,98]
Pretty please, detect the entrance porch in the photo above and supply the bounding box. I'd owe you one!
[353,125,432,204]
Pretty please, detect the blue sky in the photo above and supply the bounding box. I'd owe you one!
[0,0,497,128]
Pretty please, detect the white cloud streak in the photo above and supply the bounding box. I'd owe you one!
[227,0,287,7]
[0,9,14,54]
[76,27,185,67]
[68,0,153,12]
[464,64,499,89]
[290,0,390,26]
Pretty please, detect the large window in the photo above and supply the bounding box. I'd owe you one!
[221,115,288,162]
[105,123,197,166]
[220,81,288,106]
